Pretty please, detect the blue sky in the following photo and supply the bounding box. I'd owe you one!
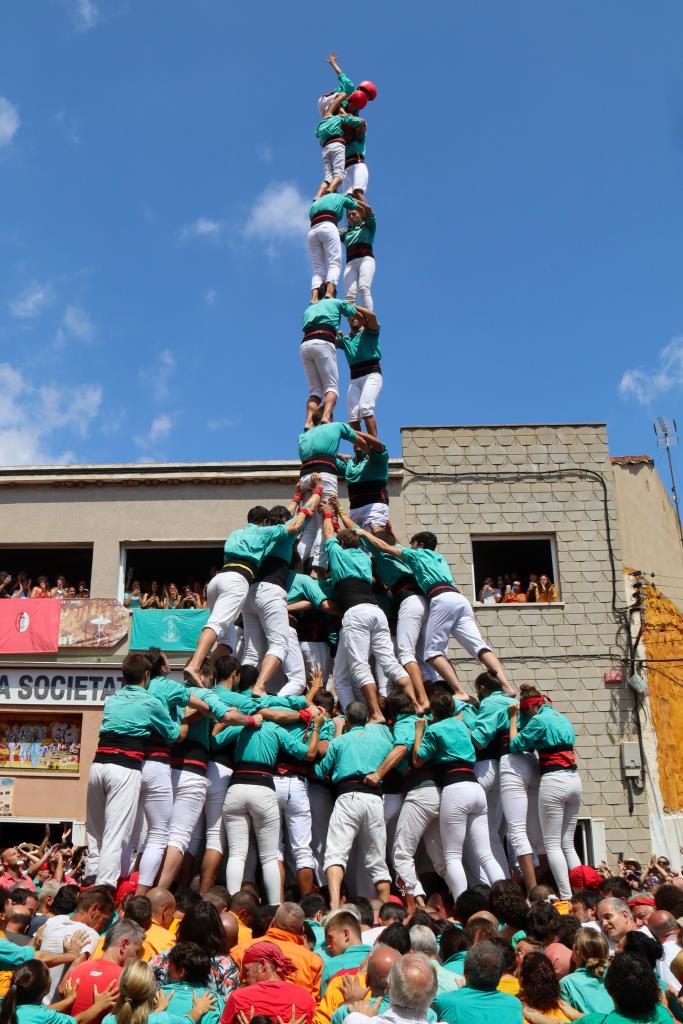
[1,1,682,479]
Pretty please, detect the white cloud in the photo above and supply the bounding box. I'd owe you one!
[619,337,683,405]
[257,144,273,163]
[0,98,20,147]
[62,303,94,342]
[70,0,99,31]
[205,289,217,306]
[0,360,102,465]
[136,414,173,448]
[9,281,53,319]
[140,349,176,401]
[207,416,237,432]
[179,217,224,242]
[244,182,309,244]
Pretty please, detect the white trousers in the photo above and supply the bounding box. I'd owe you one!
[473,759,510,877]
[440,779,505,898]
[274,775,315,870]
[334,626,388,709]
[349,502,390,530]
[133,759,174,887]
[308,221,342,288]
[301,640,332,686]
[309,782,334,885]
[86,762,142,887]
[347,372,383,422]
[396,593,429,666]
[340,603,406,690]
[343,161,369,195]
[300,340,339,400]
[499,752,544,859]
[242,581,290,665]
[383,793,403,868]
[344,256,375,310]
[539,770,582,899]
[168,768,209,853]
[206,572,250,646]
[322,141,345,182]
[324,791,390,883]
[424,591,489,661]
[297,472,338,569]
[393,784,445,897]
[223,783,282,904]
[188,760,232,856]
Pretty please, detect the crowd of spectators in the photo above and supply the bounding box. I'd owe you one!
[0,572,91,600]
[123,574,216,610]
[3,845,683,1024]
[479,573,558,605]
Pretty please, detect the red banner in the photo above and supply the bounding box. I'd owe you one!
[0,599,61,654]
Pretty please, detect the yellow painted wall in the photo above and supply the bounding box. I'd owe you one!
[642,582,683,812]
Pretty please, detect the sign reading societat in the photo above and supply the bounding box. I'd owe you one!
[0,668,123,705]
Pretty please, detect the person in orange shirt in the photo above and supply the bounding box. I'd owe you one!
[228,891,260,949]
[145,888,177,957]
[230,903,323,1000]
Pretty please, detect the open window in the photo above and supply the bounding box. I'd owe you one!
[0,546,93,598]
[120,544,224,606]
[471,535,560,605]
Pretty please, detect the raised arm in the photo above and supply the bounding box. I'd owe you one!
[286,488,322,534]
[354,429,383,451]
[321,502,337,541]
[412,717,428,767]
[328,51,342,76]
[355,528,402,559]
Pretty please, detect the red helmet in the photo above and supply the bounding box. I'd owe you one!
[358,80,378,101]
[347,89,368,110]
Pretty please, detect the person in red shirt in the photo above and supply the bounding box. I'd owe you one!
[67,919,145,1024]
[220,942,316,1024]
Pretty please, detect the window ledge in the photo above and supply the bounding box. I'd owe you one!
[474,602,566,610]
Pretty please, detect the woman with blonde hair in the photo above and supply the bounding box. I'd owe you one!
[560,928,614,1014]
[102,960,215,1024]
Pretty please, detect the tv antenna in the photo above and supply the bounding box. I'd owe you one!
[654,417,683,546]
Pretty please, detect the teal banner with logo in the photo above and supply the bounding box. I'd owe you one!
[130,609,210,651]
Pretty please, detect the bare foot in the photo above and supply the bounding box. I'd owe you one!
[183,665,203,688]
[368,712,386,725]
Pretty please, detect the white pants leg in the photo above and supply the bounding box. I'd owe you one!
[137,760,174,887]
[275,627,307,696]
[253,581,289,663]
[274,775,315,870]
[344,256,376,310]
[349,503,390,530]
[301,640,331,686]
[204,761,232,853]
[323,141,345,182]
[223,782,282,903]
[343,161,369,196]
[86,763,142,888]
[333,628,355,709]
[325,792,390,884]
[440,780,505,898]
[396,594,429,667]
[424,591,490,661]
[473,759,510,877]
[297,472,338,570]
[539,771,583,899]
[241,586,267,667]
[347,372,383,423]
[300,340,339,401]
[309,781,334,885]
[206,573,250,646]
[499,753,543,860]
[308,221,342,288]
[393,785,444,896]
[342,604,406,691]
[168,769,209,853]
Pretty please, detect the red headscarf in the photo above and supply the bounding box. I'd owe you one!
[629,895,655,909]
[568,865,603,891]
[242,942,296,979]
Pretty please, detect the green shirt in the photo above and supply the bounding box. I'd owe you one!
[392,713,420,774]
[234,719,286,766]
[298,421,357,462]
[325,536,373,586]
[470,692,515,754]
[560,969,614,1015]
[400,547,456,592]
[262,518,301,565]
[509,704,576,755]
[364,545,414,589]
[160,982,224,1024]
[576,1009,671,1024]
[433,985,523,1024]
[287,572,327,607]
[338,327,381,368]
[342,213,376,251]
[315,113,364,146]
[343,446,388,486]
[442,951,467,975]
[314,724,393,783]
[0,936,34,969]
[147,676,191,715]
[16,1009,74,1024]
[223,523,288,567]
[321,943,372,992]
[302,298,357,335]
[310,193,357,222]
[418,717,476,766]
[180,686,227,748]
[456,699,478,730]
[99,685,180,743]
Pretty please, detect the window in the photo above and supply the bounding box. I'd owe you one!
[121,544,224,606]
[0,546,93,597]
[471,535,559,605]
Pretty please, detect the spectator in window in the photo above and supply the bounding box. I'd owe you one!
[11,574,31,599]
[527,575,539,603]
[142,580,164,609]
[165,583,183,609]
[537,576,557,603]
[0,572,13,599]
[124,581,142,608]
[66,586,77,598]
[80,587,90,599]
[504,580,527,603]
[181,586,199,609]
[52,576,67,598]
[31,576,51,599]
[479,578,502,605]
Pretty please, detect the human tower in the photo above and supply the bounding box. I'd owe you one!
[85,55,584,912]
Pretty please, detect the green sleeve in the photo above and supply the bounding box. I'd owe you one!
[339,300,357,319]
[470,702,500,748]
[509,715,545,754]
[341,115,364,129]
[211,724,242,750]
[280,729,309,760]
[314,737,338,780]
[338,71,355,94]
[417,727,437,762]
[0,938,34,968]
[196,688,227,719]
[340,423,357,442]
[148,697,181,744]
[342,196,358,210]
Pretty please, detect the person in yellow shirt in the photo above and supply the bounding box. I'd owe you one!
[491,936,520,997]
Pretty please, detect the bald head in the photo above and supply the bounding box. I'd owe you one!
[147,888,176,930]
[648,910,680,942]
[221,911,240,949]
[275,902,305,935]
[388,953,438,1014]
[366,945,401,993]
